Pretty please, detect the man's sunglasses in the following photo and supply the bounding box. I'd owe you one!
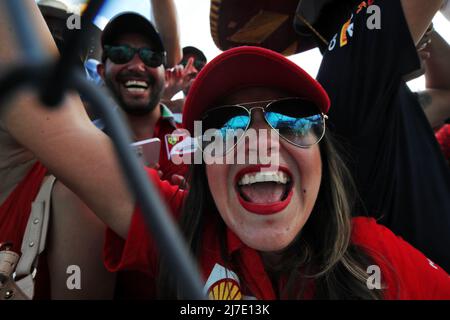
[201,97,328,156]
[104,45,166,68]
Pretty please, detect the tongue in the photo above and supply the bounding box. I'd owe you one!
[239,182,286,204]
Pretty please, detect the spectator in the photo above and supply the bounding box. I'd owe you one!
[299,0,450,272]
[96,12,187,183]
[209,0,450,272]
[163,46,207,115]
[0,0,118,299]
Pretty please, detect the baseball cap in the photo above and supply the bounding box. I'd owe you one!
[101,12,165,53]
[182,46,330,134]
[182,46,207,63]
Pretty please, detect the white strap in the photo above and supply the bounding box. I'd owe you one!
[14,274,35,299]
[15,176,56,281]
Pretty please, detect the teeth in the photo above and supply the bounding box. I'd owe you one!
[127,87,146,93]
[238,171,290,186]
[125,80,148,89]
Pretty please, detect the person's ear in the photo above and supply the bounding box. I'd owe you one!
[97,63,106,79]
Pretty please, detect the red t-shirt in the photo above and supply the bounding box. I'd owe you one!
[104,168,450,300]
[0,162,47,251]
[436,124,450,163]
[0,162,50,299]
[154,113,188,182]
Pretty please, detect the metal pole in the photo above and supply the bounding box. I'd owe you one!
[4,0,46,62]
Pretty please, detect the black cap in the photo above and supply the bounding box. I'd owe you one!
[182,46,207,63]
[294,0,360,41]
[101,12,165,53]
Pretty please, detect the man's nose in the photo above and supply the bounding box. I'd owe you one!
[125,53,147,72]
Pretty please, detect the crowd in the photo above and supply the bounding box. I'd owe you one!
[0,0,449,300]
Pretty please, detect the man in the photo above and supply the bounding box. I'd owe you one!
[97,13,187,183]
[95,13,188,299]
[163,46,207,115]
[306,0,450,271]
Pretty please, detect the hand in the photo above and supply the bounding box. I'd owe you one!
[171,174,188,189]
[417,24,433,61]
[164,57,197,99]
[150,163,164,178]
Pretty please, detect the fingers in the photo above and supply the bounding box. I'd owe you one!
[174,64,184,78]
[171,174,188,189]
[417,38,431,52]
[185,57,195,73]
[419,51,431,60]
[164,59,198,96]
[150,163,164,178]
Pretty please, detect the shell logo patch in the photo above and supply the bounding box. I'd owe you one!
[208,279,242,300]
[204,264,248,300]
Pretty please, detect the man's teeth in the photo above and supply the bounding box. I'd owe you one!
[127,87,146,93]
[238,171,290,186]
[124,80,149,89]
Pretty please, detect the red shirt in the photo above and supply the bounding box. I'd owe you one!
[95,105,188,182]
[436,124,450,163]
[104,168,450,300]
[154,106,188,182]
[0,162,47,251]
[0,162,50,299]
[98,105,188,298]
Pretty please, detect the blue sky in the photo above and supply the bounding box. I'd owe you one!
[96,0,151,23]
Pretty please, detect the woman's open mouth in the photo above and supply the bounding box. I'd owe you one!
[235,166,294,215]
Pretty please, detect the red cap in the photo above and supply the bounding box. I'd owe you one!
[182,46,330,134]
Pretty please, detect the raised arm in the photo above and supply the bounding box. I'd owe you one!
[0,0,134,237]
[400,0,444,45]
[416,30,450,128]
[423,31,450,89]
[151,0,182,67]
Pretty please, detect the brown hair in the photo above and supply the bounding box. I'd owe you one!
[158,132,384,299]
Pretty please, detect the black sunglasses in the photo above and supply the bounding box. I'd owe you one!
[104,45,166,68]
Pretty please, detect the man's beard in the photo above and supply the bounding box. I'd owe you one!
[105,73,163,116]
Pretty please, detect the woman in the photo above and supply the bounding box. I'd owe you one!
[103,47,450,299]
[1,3,448,299]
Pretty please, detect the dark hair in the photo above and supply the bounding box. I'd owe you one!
[157,132,385,299]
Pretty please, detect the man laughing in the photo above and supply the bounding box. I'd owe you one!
[97,12,187,183]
